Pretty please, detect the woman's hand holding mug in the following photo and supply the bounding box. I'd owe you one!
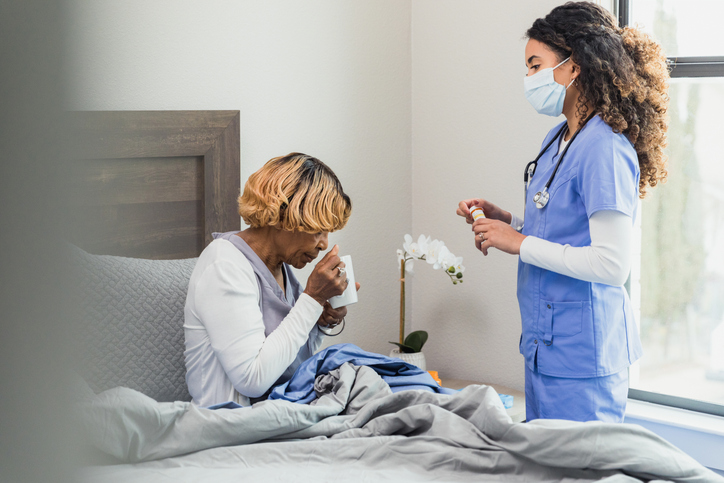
[304,245,348,306]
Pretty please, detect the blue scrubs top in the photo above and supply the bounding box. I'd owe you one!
[517,115,643,378]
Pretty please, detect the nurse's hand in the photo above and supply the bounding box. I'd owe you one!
[473,218,526,256]
[457,198,513,225]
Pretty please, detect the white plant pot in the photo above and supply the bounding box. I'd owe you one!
[389,348,426,371]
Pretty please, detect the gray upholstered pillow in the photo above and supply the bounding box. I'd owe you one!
[74,248,197,402]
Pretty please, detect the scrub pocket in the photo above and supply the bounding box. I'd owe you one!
[536,299,597,377]
[538,300,583,344]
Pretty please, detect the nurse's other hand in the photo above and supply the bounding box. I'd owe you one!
[456,198,512,225]
[473,218,526,256]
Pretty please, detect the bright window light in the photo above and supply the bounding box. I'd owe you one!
[630,0,724,57]
[626,0,724,410]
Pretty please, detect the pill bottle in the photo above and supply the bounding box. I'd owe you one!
[470,206,486,221]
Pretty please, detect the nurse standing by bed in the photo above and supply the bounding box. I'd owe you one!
[457,2,669,422]
[184,153,359,407]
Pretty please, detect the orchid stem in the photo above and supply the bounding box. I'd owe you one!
[400,258,405,345]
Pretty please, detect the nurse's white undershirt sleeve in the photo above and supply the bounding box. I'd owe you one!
[193,259,324,398]
[518,210,632,286]
[510,213,525,232]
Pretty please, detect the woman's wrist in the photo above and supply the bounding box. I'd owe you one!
[302,290,326,307]
[318,318,345,336]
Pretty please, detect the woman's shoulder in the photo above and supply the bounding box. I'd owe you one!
[200,238,247,259]
[193,239,255,279]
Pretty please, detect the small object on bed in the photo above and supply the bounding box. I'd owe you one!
[498,393,514,409]
[427,370,442,385]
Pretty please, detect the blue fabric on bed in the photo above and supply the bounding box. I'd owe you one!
[269,343,456,404]
[206,401,246,410]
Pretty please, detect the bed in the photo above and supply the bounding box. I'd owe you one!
[70,110,723,483]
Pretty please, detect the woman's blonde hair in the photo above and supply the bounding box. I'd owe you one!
[238,153,351,233]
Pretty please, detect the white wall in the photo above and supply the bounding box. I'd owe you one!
[410,0,566,390]
[67,0,412,355]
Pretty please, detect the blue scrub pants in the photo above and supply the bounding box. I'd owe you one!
[524,366,628,422]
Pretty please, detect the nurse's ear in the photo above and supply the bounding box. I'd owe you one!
[567,62,581,89]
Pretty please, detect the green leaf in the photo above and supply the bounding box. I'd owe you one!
[388,342,416,353]
[403,330,428,353]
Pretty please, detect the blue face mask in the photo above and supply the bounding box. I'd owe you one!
[524,57,573,117]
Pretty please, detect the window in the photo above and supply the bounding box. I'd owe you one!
[617,0,724,416]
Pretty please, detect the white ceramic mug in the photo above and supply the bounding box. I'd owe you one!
[328,255,358,309]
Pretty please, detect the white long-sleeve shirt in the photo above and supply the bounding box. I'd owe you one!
[512,210,632,286]
[184,239,324,407]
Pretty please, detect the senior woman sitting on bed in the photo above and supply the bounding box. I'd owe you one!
[184,152,356,407]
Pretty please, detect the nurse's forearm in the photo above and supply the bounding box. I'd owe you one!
[518,210,632,286]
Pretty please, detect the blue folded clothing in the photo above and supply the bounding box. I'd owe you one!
[269,343,457,404]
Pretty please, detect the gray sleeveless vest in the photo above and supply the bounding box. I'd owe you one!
[212,231,316,390]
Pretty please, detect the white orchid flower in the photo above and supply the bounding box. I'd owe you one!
[440,250,457,271]
[402,234,427,260]
[433,245,452,270]
[403,234,414,255]
[426,239,445,268]
[400,234,462,283]
[406,235,427,259]
[416,234,431,256]
[408,243,423,259]
[403,234,424,259]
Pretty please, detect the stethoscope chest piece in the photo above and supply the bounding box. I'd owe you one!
[524,115,593,211]
[533,188,549,209]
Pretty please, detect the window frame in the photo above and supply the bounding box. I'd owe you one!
[617,0,724,417]
[617,0,724,78]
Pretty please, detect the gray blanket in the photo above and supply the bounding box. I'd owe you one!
[77,364,722,482]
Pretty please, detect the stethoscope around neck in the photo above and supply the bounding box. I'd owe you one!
[523,114,593,209]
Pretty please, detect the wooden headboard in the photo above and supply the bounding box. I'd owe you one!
[67,110,240,259]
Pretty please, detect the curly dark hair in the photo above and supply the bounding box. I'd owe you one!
[526,1,669,197]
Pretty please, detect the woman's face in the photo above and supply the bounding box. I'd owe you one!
[524,38,576,87]
[525,38,579,116]
[277,229,330,269]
